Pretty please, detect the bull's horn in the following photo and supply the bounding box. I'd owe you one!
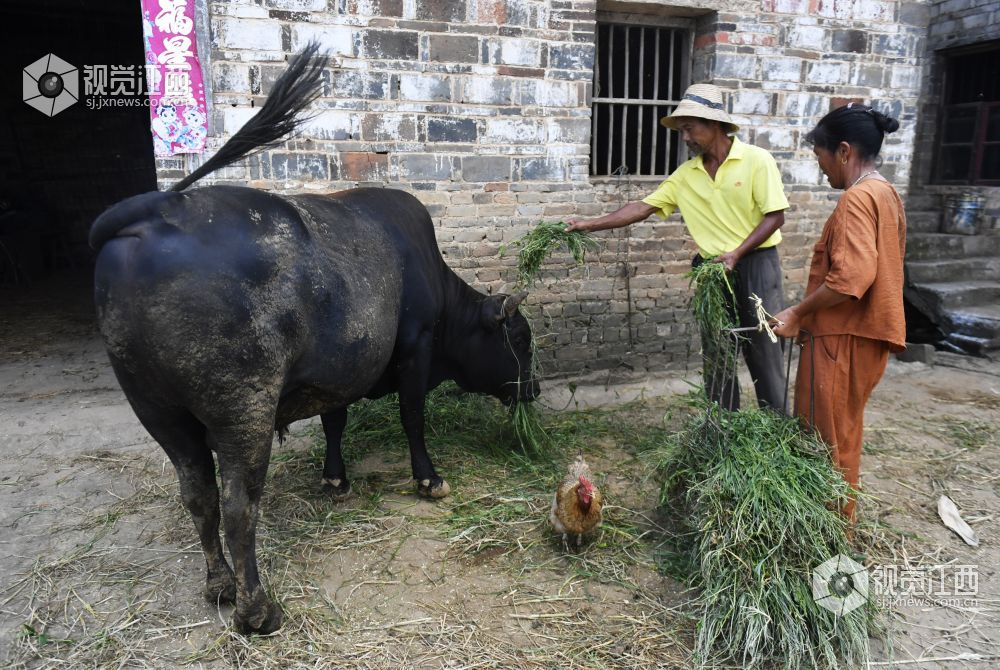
[502,290,528,318]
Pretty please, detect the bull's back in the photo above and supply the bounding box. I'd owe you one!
[93,186,406,421]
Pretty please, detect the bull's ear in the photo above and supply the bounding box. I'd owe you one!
[481,296,506,328]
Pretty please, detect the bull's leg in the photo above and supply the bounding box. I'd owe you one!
[397,338,450,499]
[320,408,351,499]
[214,426,282,635]
[166,440,237,604]
[116,385,236,605]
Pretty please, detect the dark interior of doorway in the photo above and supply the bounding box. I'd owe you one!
[1,0,157,299]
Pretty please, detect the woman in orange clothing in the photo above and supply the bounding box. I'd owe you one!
[772,103,906,520]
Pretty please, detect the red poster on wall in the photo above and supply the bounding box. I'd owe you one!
[141,0,208,156]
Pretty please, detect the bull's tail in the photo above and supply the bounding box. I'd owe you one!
[170,41,328,193]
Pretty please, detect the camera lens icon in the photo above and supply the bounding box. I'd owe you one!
[23,54,79,117]
[813,554,869,616]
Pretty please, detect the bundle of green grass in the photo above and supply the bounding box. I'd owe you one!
[500,221,599,454]
[651,261,889,670]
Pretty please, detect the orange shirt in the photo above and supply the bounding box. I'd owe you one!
[803,178,907,352]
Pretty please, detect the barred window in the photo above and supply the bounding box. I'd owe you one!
[935,42,1000,185]
[591,21,691,177]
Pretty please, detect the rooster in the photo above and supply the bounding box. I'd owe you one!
[550,455,603,548]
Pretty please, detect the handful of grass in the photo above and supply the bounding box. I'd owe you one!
[501,220,599,287]
[685,261,739,392]
[499,221,598,454]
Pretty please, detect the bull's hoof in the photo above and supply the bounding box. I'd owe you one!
[233,588,282,635]
[204,569,236,605]
[322,477,352,501]
[417,477,450,499]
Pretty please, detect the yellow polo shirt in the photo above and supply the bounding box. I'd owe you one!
[641,137,789,258]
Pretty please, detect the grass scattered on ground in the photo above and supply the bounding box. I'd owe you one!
[4,386,693,669]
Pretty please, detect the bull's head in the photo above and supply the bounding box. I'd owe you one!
[461,291,538,406]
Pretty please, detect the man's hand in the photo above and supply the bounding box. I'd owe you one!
[713,251,740,273]
[770,307,800,339]
[565,218,588,232]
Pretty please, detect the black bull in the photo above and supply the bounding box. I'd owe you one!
[89,45,537,634]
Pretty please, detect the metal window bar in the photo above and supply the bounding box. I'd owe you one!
[591,23,688,177]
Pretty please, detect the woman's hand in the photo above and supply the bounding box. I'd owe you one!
[770,306,801,339]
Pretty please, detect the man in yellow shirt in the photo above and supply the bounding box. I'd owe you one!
[567,83,789,411]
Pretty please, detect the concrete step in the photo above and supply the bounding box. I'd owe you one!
[905,256,1000,283]
[907,280,1000,311]
[906,233,1000,261]
[941,304,1000,354]
[906,210,940,234]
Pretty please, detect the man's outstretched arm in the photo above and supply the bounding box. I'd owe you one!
[565,202,659,233]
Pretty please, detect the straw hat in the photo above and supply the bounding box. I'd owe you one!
[661,83,739,133]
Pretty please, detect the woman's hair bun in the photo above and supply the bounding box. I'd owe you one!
[872,109,900,134]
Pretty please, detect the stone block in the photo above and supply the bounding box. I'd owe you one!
[890,65,920,91]
[361,114,417,142]
[399,74,452,102]
[291,25,355,57]
[895,343,935,364]
[899,1,930,26]
[214,64,250,93]
[340,152,389,182]
[806,61,847,85]
[763,57,802,82]
[731,90,771,114]
[546,118,590,144]
[549,43,595,71]
[428,34,479,63]
[851,64,884,87]
[831,29,868,53]
[328,71,386,99]
[462,156,512,182]
[787,24,827,51]
[462,78,515,105]
[782,93,825,118]
[754,127,795,150]
[305,110,360,140]
[415,0,466,22]
[714,54,758,79]
[485,38,542,67]
[484,118,543,144]
[523,80,577,107]
[521,158,566,181]
[362,30,419,60]
[217,18,283,51]
[427,117,477,142]
[267,152,330,181]
[478,0,530,25]
[348,0,403,17]
[264,0,326,9]
[873,33,911,58]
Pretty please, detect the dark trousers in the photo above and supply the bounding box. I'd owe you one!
[693,247,787,412]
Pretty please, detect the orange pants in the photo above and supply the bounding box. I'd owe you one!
[795,334,890,520]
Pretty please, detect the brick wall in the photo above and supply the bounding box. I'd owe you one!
[909,0,1000,221]
[155,0,931,385]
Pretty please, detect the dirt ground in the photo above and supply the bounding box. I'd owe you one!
[1,273,998,669]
